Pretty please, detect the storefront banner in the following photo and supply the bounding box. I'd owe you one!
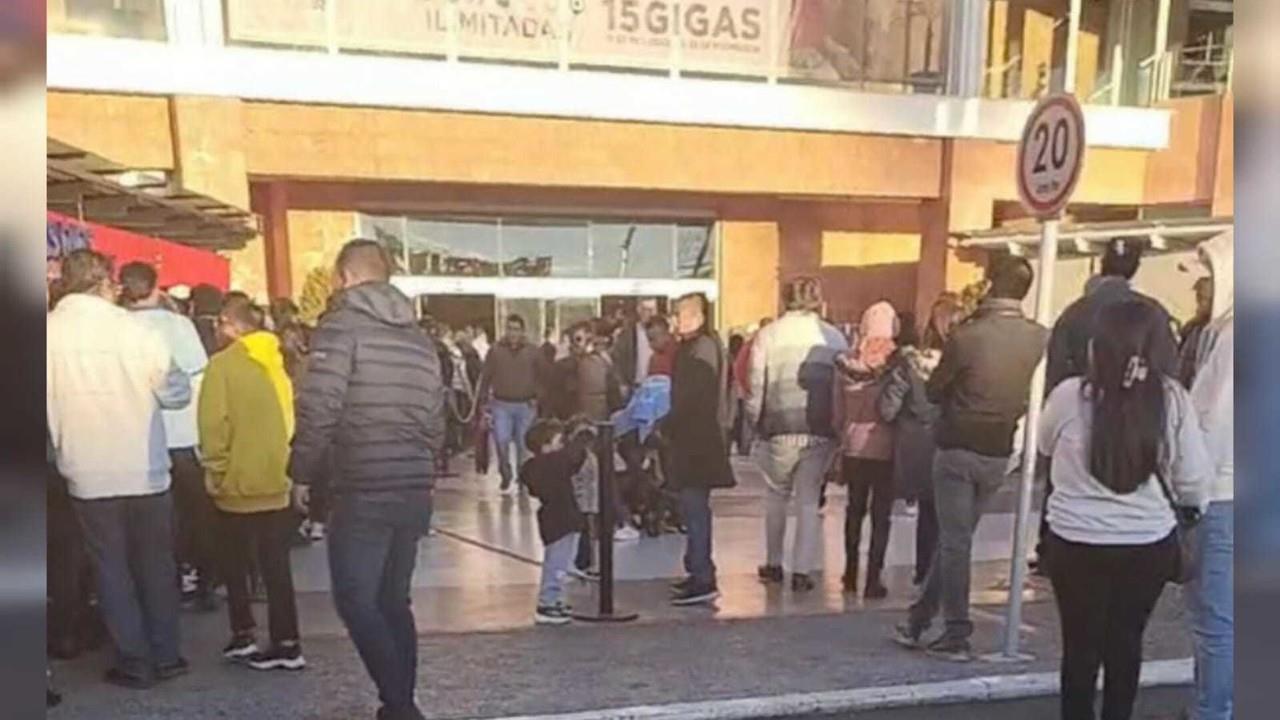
[46,212,231,291]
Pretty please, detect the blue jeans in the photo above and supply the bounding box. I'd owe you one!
[73,491,181,678]
[1189,500,1233,720]
[491,400,536,486]
[328,491,432,715]
[680,487,716,587]
[538,532,580,607]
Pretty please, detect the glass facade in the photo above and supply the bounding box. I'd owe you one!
[49,0,167,41]
[360,214,715,281]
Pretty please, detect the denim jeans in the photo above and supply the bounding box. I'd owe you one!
[491,400,536,486]
[538,532,580,607]
[680,487,716,587]
[756,438,833,575]
[328,491,432,715]
[73,491,181,678]
[1189,500,1233,720]
[908,448,1008,639]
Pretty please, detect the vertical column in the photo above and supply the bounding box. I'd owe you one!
[945,0,988,97]
[915,199,949,323]
[259,182,294,300]
[1063,0,1083,93]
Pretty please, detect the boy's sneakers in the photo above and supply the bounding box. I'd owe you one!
[671,583,719,606]
[156,658,191,681]
[613,525,641,542]
[534,605,572,625]
[569,567,599,582]
[924,635,974,663]
[246,642,306,671]
[222,634,259,661]
[307,521,327,542]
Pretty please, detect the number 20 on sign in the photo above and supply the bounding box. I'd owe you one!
[1016,93,1086,220]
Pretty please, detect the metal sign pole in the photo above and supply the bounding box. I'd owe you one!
[1001,216,1059,659]
[573,422,638,623]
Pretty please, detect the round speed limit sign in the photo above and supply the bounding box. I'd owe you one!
[1016,93,1086,220]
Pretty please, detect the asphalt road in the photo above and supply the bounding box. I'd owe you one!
[768,685,1190,719]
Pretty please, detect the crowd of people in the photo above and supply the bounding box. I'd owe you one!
[45,228,1234,720]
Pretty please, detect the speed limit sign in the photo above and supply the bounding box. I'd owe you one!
[1016,93,1085,219]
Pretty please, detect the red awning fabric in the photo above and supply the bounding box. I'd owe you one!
[48,211,230,291]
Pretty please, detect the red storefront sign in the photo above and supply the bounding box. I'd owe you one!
[47,211,231,291]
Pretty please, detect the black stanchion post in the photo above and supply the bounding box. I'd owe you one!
[572,421,638,623]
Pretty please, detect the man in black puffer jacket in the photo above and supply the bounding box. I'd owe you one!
[289,240,444,720]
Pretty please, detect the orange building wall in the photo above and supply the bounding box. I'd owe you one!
[720,222,780,332]
[47,92,175,170]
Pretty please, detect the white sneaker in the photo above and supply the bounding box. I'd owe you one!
[613,525,641,542]
[307,521,327,541]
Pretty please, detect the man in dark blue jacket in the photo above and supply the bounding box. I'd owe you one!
[290,240,445,720]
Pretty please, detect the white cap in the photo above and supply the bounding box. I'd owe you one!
[167,284,192,300]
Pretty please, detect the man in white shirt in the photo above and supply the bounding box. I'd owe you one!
[119,261,216,611]
[47,250,191,689]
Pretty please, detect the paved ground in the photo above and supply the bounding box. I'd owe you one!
[762,685,1190,720]
[48,454,1195,719]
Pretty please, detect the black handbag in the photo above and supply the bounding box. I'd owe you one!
[1154,468,1200,585]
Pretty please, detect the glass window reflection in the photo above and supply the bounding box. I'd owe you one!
[500,221,589,277]
[50,0,167,41]
[407,219,500,277]
[359,215,408,274]
[676,225,715,279]
[591,223,675,279]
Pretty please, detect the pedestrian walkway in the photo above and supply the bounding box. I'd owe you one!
[51,453,1170,720]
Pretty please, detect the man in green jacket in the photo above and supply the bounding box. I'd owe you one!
[199,295,304,671]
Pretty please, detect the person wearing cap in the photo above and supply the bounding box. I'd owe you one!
[1045,237,1178,392]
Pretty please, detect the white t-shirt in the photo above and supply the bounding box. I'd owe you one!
[1038,377,1211,545]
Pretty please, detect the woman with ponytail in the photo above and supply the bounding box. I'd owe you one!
[1038,300,1211,720]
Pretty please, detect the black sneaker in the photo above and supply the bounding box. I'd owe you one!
[671,584,720,606]
[222,634,259,661]
[791,573,816,592]
[864,576,889,600]
[376,705,427,720]
[247,643,306,671]
[891,622,927,650]
[925,635,974,663]
[155,658,190,681]
[534,605,572,625]
[757,564,784,584]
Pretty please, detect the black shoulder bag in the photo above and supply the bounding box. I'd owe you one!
[1154,467,1201,585]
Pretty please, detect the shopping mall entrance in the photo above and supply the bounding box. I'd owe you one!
[373,213,718,338]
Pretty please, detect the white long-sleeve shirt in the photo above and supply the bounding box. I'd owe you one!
[1039,378,1211,545]
[47,294,191,499]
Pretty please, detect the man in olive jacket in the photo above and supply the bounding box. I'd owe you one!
[199,295,302,670]
[667,293,736,607]
[289,240,445,720]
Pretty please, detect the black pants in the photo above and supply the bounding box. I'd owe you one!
[47,467,92,652]
[842,457,894,581]
[1046,531,1176,720]
[170,448,219,593]
[219,509,300,644]
[915,495,939,583]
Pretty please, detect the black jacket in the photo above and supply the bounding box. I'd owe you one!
[928,299,1048,458]
[668,332,736,489]
[289,282,446,496]
[519,447,587,545]
[1045,276,1177,393]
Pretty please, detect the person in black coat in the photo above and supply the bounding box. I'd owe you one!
[519,419,590,625]
[667,293,736,606]
[288,241,445,720]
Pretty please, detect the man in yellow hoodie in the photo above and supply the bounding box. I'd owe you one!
[199,295,304,671]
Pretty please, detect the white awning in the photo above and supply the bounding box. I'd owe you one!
[953,216,1232,257]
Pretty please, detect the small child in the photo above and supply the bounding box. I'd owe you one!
[519,419,588,626]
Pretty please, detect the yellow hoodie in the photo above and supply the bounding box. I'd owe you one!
[198,331,295,513]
